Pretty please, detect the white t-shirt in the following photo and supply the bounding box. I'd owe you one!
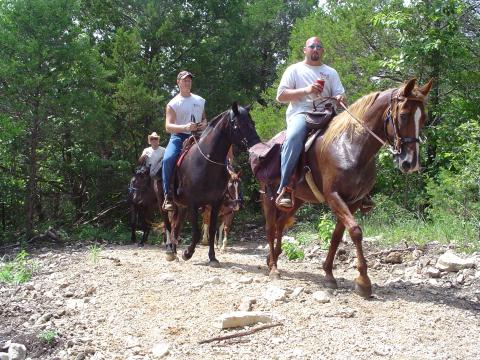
[141,146,165,176]
[167,93,205,134]
[276,62,345,122]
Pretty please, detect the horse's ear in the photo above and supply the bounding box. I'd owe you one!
[419,78,433,96]
[232,102,239,116]
[401,78,416,97]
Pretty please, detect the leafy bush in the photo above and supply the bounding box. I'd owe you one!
[281,237,305,260]
[38,329,58,344]
[317,214,335,249]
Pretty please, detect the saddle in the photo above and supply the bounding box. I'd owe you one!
[176,135,198,167]
[249,105,336,184]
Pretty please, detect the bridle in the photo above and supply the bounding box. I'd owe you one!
[193,109,252,166]
[128,169,150,193]
[383,90,426,154]
[337,90,426,155]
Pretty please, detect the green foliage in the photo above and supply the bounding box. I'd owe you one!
[38,329,58,344]
[281,237,305,261]
[89,244,102,264]
[0,250,36,284]
[317,214,335,249]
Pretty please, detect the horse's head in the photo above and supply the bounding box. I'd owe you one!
[387,78,433,173]
[226,170,243,211]
[229,102,261,150]
[129,165,151,205]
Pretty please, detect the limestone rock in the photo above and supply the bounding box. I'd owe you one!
[384,251,403,264]
[312,290,330,303]
[436,251,475,272]
[215,311,273,329]
[151,342,170,358]
[263,285,287,302]
[8,343,27,360]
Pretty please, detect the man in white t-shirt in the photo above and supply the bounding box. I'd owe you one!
[275,36,346,209]
[162,70,207,211]
[138,131,166,212]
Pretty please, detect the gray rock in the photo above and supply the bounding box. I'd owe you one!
[8,343,27,360]
[384,251,403,264]
[0,352,8,360]
[312,290,330,303]
[238,297,256,311]
[424,266,441,278]
[35,312,53,325]
[436,251,475,272]
[238,276,253,284]
[263,285,287,302]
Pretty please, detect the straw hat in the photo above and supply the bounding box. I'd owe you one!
[147,132,160,144]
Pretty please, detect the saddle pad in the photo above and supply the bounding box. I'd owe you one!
[248,131,286,183]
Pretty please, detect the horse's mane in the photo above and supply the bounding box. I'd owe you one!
[319,91,380,152]
[200,111,228,139]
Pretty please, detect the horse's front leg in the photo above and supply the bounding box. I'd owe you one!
[326,192,371,298]
[182,204,201,261]
[206,201,221,267]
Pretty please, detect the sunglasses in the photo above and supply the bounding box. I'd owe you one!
[307,44,323,50]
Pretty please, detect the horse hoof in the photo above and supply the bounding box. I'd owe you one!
[269,270,280,280]
[138,243,144,248]
[182,251,193,261]
[165,252,177,262]
[324,279,338,289]
[355,277,372,298]
[208,259,221,268]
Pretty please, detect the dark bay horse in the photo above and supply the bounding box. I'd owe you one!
[128,165,171,246]
[201,169,243,251]
[166,103,260,265]
[259,78,432,298]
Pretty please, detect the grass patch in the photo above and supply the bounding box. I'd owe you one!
[38,329,58,344]
[0,250,37,284]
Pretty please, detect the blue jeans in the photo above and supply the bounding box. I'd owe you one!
[278,113,307,193]
[162,133,189,195]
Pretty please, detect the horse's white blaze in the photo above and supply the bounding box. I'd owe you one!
[411,107,421,171]
[232,181,240,211]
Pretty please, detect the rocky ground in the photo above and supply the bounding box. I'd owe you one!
[1,226,479,360]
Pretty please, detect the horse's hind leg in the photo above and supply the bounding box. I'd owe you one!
[327,193,371,298]
[322,221,345,289]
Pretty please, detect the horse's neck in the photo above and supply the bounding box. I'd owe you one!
[356,93,391,160]
[199,120,232,162]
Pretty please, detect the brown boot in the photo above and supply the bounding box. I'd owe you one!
[275,187,294,209]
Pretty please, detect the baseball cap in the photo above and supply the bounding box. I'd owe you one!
[177,71,193,80]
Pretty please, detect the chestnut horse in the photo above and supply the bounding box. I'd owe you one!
[201,169,243,251]
[259,78,432,298]
[165,103,260,265]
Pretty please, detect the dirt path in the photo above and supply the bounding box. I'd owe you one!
[1,232,479,359]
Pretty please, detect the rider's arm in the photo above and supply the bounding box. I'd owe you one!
[165,105,197,134]
[277,83,323,103]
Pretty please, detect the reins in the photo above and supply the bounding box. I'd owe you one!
[315,91,425,155]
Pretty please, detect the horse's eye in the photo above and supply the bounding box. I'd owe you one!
[399,113,408,124]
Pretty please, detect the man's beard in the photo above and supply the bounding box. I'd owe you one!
[310,52,320,61]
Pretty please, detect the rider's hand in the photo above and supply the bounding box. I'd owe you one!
[305,83,324,96]
[334,94,346,105]
[196,120,207,131]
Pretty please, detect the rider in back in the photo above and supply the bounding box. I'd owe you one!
[162,70,207,211]
[275,36,346,209]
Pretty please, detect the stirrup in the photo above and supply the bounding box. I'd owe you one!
[275,187,294,210]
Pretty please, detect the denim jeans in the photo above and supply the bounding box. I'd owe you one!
[278,113,307,193]
[162,133,189,195]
